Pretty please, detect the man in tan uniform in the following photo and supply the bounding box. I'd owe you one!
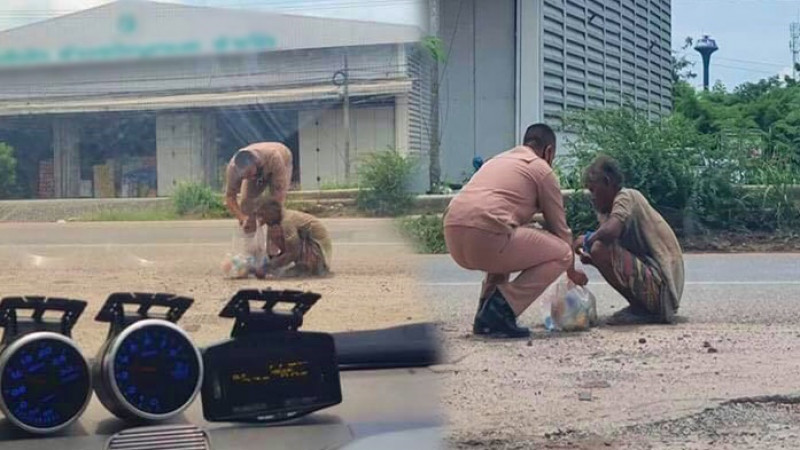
[224,142,293,253]
[444,124,588,338]
[575,156,684,325]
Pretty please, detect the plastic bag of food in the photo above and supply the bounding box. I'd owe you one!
[540,275,598,332]
[221,226,269,279]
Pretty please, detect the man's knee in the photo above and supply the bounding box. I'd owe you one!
[555,241,572,271]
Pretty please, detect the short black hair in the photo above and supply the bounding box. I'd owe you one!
[523,123,556,151]
[583,155,624,188]
[233,150,257,171]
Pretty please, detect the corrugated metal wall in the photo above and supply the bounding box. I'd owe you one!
[540,0,672,128]
[406,44,433,162]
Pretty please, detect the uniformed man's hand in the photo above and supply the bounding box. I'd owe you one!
[241,216,257,234]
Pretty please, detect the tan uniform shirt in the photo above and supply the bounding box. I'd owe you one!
[444,146,572,245]
[225,142,293,207]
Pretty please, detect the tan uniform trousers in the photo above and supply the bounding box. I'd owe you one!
[444,225,572,317]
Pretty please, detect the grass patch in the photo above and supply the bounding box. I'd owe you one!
[172,182,227,217]
[319,181,358,190]
[399,214,448,254]
[80,207,179,222]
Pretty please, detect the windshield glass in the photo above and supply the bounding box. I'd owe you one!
[3,1,800,450]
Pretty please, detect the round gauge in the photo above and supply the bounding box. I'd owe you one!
[0,333,91,434]
[103,320,202,420]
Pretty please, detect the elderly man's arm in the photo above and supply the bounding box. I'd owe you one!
[268,237,300,270]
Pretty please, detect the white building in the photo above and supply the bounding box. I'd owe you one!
[0,0,433,198]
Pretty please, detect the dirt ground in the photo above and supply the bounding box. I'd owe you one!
[439,323,800,450]
[0,220,431,357]
[3,220,800,449]
[424,252,800,450]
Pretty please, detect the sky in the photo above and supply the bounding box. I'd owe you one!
[0,0,799,90]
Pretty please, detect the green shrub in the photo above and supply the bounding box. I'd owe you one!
[562,107,800,233]
[0,143,18,199]
[172,182,227,217]
[566,108,701,213]
[564,192,597,235]
[399,214,448,254]
[356,150,417,217]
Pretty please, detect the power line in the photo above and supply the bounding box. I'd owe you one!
[715,56,788,68]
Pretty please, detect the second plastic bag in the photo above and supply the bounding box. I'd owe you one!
[540,274,598,332]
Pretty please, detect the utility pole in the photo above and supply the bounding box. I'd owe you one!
[791,22,800,80]
[428,0,441,192]
[342,52,351,181]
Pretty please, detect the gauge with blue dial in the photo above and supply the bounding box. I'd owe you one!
[109,322,201,418]
[0,333,91,433]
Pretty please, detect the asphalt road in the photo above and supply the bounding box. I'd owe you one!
[0,218,406,247]
[421,252,800,326]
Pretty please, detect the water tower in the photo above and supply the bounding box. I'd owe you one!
[694,35,719,91]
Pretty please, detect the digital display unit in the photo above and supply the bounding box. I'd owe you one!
[202,331,341,422]
[0,333,92,434]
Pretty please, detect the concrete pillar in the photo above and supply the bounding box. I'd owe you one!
[395,94,410,155]
[156,111,217,196]
[53,117,81,198]
[516,0,543,143]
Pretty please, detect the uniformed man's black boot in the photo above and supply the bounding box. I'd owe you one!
[473,289,530,338]
[472,297,489,335]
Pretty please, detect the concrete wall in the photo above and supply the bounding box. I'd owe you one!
[298,105,395,190]
[53,117,81,198]
[156,111,217,196]
[438,0,517,184]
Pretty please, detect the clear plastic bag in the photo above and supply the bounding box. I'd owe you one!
[221,225,270,279]
[540,274,598,332]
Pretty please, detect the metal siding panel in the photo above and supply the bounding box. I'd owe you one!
[566,15,585,33]
[474,0,516,154]
[543,60,565,77]
[587,71,604,87]
[544,17,564,35]
[544,45,565,62]
[565,38,585,57]
[543,3,565,21]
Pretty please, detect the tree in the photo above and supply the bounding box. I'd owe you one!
[671,36,697,84]
[418,35,447,193]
